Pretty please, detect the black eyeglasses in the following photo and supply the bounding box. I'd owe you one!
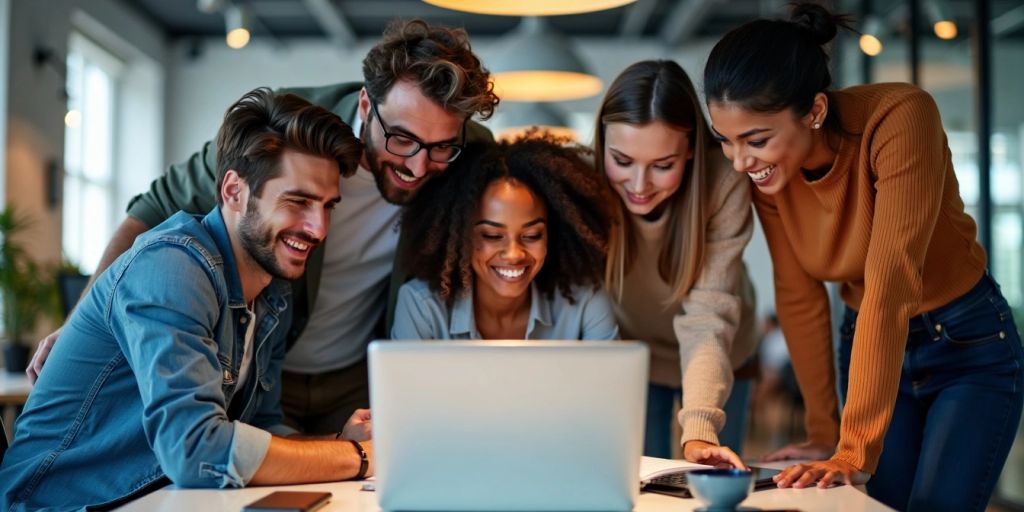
[370,100,465,163]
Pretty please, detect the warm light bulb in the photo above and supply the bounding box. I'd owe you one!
[934,20,957,39]
[859,34,883,56]
[64,109,81,128]
[226,28,250,49]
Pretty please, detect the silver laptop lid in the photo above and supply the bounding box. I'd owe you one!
[369,340,648,512]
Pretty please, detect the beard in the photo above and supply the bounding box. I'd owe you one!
[238,199,316,281]
[362,121,422,206]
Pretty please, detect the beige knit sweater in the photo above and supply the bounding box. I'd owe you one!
[613,152,759,447]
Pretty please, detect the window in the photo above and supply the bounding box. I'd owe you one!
[63,33,123,273]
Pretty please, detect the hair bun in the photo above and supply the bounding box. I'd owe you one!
[790,2,839,46]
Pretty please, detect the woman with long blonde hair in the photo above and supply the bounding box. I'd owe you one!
[595,60,758,467]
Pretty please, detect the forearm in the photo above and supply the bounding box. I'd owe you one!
[250,437,372,485]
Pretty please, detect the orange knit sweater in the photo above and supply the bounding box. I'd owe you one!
[753,83,987,473]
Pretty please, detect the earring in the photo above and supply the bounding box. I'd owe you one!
[813,122,822,129]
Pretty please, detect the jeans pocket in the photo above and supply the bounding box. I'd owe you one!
[939,293,1012,346]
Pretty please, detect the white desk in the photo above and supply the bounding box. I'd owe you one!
[119,475,894,511]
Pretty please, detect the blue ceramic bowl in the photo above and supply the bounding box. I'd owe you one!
[687,468,755,510]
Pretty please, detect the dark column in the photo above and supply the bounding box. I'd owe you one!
[974,0,993,261]
[909,0,921,85]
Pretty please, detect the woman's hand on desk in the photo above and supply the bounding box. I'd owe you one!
[773,459,870,489]
[683,440,748,470]
[341,408,372,441]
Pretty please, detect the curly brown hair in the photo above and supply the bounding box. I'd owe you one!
[215,87,363,205]
[362,19,499,120]
[401,135,613,304]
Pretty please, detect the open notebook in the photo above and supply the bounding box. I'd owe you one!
[639,456,783,499]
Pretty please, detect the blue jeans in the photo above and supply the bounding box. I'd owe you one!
[644,378,752,458]
[838,274,1024,512]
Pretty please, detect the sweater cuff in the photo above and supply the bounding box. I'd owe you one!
[677,407,724,447]
[832,448,875,475]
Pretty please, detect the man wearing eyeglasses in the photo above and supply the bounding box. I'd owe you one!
[29,19,499,435]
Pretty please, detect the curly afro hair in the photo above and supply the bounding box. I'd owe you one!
[401,134,614,305]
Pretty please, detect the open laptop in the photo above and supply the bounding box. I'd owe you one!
[369,340,648,512]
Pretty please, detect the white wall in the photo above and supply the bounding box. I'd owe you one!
[0,0,9,206]
[5,0,75,265]
[2,0,167,340]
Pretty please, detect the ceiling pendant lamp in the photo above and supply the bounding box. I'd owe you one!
[422,0,635,16]
[490,17,602,102]
[224,5,252,49]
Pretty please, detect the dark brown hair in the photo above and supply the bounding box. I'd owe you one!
[362,19,499,120]
[401,134,613,304]
[215,87,363,204]
[704,2,853,129]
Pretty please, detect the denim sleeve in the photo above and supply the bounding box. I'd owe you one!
[125,140,219,228]
[107,243,271,488]
[580,287,620,341]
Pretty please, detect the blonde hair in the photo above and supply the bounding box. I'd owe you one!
[594,60,713,305]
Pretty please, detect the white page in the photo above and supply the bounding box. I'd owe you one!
[638,456,712,483]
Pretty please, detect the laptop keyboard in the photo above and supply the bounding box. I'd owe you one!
[642,471,694,498]
[649,472,689,486]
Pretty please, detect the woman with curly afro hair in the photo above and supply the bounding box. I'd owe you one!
[391,135,619,341]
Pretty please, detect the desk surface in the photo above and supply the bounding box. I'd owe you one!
[0,372,31,403]
[119,478,894,512]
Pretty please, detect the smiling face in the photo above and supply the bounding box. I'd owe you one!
[707,94,831,195]
[236,150,341,280]
[359,80,465,205]
[471,179,548,303]
[603,121,694,218]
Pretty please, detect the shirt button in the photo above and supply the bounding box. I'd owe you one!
[240,316,248,324]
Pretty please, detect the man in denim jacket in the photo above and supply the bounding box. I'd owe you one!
[0,88,372,510]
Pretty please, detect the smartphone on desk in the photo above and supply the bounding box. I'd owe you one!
[242,491,332,512]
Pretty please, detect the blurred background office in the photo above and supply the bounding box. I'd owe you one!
[0,0,1021,508]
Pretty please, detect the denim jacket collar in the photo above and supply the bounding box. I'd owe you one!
[201,208,290,314]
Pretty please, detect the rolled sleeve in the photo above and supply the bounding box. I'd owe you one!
[224,421,273,485]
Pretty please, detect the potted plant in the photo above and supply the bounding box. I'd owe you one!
[0,207,60,374]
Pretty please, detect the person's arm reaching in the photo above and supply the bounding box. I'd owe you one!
[250,437,374,485]
[673,162,753,468]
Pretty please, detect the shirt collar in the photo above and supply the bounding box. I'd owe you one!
[449,283,553,339]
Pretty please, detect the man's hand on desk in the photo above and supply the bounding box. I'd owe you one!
[682,440,748,470]
[341,408,372,442]
[27,327,61,383]
[772,459,870,489]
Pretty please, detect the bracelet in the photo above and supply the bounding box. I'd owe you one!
[347,439,368,480]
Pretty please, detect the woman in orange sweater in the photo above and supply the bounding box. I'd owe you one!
[703,3,1024,511]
